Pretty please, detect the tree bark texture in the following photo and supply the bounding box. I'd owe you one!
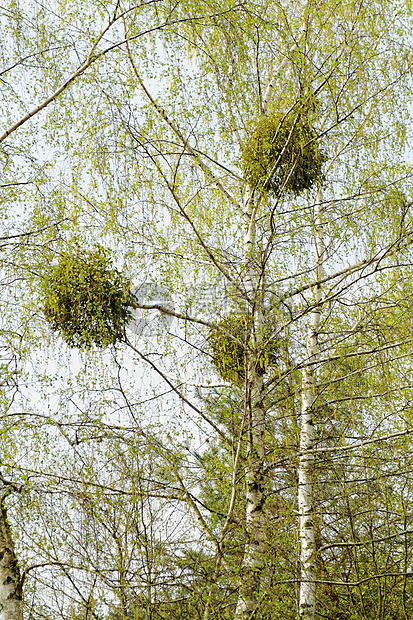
[0,494,22,620]
[234,373,266,619]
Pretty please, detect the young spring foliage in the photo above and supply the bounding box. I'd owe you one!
[41,246,134,348]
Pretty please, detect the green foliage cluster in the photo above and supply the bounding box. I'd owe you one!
[41,245,134,348]
[240,112,325,196]
[208,314,278,383]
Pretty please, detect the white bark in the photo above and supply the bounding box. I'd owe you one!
[233,196,267,619]
[298,188,323,620]
[0,494,22,620]
[234,372,266,620]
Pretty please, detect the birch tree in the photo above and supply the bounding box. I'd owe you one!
[2,0,413,618]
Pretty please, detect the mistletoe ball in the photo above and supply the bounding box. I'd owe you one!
[41,245,134,348]
[208,314,278,384]
[240,113,325,196]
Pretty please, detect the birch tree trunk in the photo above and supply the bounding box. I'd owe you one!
[233,206,267,620]
[234,372,266,619]
[0,493,22,620]
[298,188,323,620]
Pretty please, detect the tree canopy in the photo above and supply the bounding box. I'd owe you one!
[2,0,413,619]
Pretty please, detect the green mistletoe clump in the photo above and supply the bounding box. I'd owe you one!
[41,245,134,348]
[241,113,325,196]
[209,314,278,384]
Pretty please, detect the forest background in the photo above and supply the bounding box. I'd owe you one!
[1,0,413,619]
